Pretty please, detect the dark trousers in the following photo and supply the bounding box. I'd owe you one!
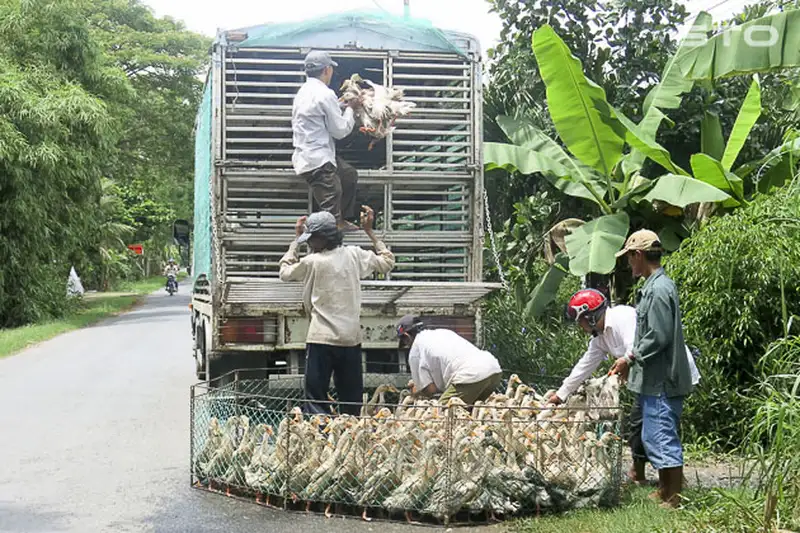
[302,157,358,223]
[304,343,363,416]
[628,393,648,462]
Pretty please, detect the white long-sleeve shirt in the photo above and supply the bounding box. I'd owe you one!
[278,240,394,346]
[409,329,502,392]
[291,77,355,175]
[556,305,700,401]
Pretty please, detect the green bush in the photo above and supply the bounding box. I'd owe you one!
[666,181,800,447]
[483,276,587,384]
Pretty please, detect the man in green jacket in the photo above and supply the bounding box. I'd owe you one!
[610,229,694,509]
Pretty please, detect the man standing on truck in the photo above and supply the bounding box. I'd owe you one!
[279,206,394,416]
[396,315,503,405]
[292,50,361,231]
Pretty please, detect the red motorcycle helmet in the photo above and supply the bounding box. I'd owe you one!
[566,289,608,328]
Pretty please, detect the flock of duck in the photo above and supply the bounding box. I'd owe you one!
[193,374,623,523]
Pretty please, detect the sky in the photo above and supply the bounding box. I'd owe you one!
[144,0,743,57]
[145,0,505,55]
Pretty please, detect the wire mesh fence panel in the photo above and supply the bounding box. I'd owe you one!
[191,371,624,525]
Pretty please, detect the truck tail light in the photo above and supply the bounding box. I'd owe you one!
[425,316,476,342]
[220,318,264,344]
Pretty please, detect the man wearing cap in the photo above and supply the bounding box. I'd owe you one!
[279,206,395,416]
[547,289,700,487]
[609,229,694,509]
[292,50,360,231]
[396,315,502,405]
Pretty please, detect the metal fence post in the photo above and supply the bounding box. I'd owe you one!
[444,407,455,526]
[613,407,624,506]
[190,384,196,487]
[283,399,292,509]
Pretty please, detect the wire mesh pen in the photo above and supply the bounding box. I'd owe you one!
[190,369,624,525]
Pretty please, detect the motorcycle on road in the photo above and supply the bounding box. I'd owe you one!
[166,273,178,296]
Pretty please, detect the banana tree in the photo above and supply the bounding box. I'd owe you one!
[485,24,732,313]
[676,8,800,197]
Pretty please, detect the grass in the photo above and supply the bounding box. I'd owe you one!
[510,487,695,533]
[0,275,178,358]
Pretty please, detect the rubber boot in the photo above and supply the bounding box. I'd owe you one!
[648,469,664,502]
[631,459,648,485]
[659,466,683,508]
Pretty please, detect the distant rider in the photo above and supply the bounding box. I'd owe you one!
[164,258,179,291]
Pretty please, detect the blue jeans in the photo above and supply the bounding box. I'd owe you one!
[304,343,363,417]
[640,392,684,470]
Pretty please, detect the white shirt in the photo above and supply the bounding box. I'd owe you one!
[409,329,502,392]
[279,241,394,346]
[556,305,700,401]
[291,77,355,175]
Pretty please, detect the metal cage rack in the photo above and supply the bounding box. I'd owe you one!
[218,45,483,283]
[190,370,625,526]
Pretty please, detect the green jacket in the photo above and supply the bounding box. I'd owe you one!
[627,268,694,398]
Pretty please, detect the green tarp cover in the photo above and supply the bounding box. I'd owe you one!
[192,73,213,281]
[228,10,470,57]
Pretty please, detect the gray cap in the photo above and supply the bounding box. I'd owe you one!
[396,315,424,338]
[304,50,338,73]
[297,211,337,244]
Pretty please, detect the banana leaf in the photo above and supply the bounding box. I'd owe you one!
[658,223,686,252]
[644,173,732,208]
[487,118,609,207]
[612,175,654,210]
[721,76,762,171]
[564,213,630,276]
[484,141,606,206]
[691,153,745,205]
[524,253,570,318]
[757,156,793,194]
[678,10,800,80]
[532,25,625,177]
[701,111,725,161]
[485,142,569,176]
[642,11,714,124]
[615,110,690,175]
[496,114,551,150]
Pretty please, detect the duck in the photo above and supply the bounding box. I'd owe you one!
[194,417,223,480]
[243,425,274,496]
[383,437,445,523]
[339,73,416,150]
[204,415,248,482]
[362,384,400,416]
[423,435,485,522]
[505,374,523,397]
[223,421,267,487]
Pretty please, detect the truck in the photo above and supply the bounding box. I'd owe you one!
[190,11,499,383]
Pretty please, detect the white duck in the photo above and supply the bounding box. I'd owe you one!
[340,74,416,149]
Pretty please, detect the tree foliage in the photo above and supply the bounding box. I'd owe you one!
[484,0,800,222]
[0,0,209,327]
[667,180,800,447]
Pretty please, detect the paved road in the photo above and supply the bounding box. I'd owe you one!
[0,291,501,533]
